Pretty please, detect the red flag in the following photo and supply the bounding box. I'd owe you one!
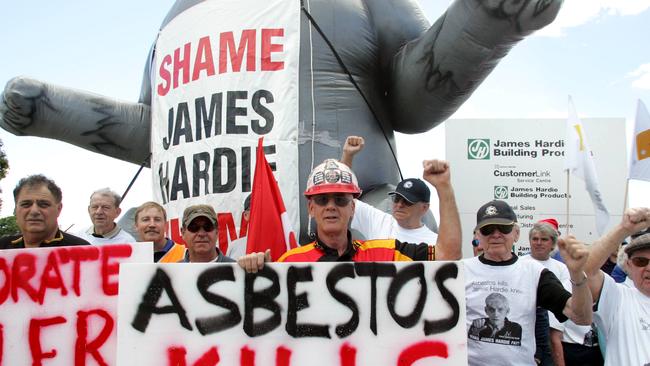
[246,137,297,260]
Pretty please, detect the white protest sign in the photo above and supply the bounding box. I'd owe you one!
[117,262,467,365]
[446,118,627,257]
[151,0,300,253]
[0,243,152,365]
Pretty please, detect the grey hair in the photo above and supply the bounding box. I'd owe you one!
[90,188,122,207]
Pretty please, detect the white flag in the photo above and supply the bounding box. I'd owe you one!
[629,99,650,181]
[564,96,610,235]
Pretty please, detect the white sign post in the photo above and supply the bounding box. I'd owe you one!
[117,262,467,365]
[447,118,627,257]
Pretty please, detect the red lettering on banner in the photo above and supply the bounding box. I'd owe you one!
[0,258,9,304]
[339,343,357,366]
[275,346,292,366]
[37,251,68,304]
[173,43,192,90]
[11,253,38,303]
[158,54,173,96]
[193,36,216,81]
[0,323,4,365]
[58,246,100,297]
[101,245,132,296]
[217,213,237,254]
[241,346,254,366]
[240,346,293,366]
[29,316,67,365]
[168,346,220,366]
[261,28,284,71]
[156,28,286,96]
[75,309,114,366]
[396,341,448,366]
[219,30,256,74]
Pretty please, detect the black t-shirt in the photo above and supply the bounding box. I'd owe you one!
[0,230,90,250]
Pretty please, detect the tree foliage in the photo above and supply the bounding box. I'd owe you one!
[0,216,19,237]
[0,139,8,180]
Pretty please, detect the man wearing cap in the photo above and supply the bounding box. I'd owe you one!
[226,194,251,260]
[580,207,650,365]
[463,200,593,366]
[341,136,460,254]
[179,204,234,263]
[238,158,460,271]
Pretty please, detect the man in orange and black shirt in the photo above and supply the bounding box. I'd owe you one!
[238,158,460,272]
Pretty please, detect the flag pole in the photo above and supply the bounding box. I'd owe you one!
[623,178,630,213]
[565,169,571,236]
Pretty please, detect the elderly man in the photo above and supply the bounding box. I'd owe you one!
[134,201,185,262]
[238,158,460,271]
[78,188,135,245]
[341,136,442,244]
[179,204,234,263]
[469,292,522,344]
[581,207,650,366]
[463,200,593,366]
[0,174,89,249]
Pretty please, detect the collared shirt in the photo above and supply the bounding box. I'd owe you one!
[154,238,176,262]
[178,249,235,263]
[0,230,90,249]
[78,224,136,245]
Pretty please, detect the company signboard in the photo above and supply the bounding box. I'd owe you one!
[447,119,627,257]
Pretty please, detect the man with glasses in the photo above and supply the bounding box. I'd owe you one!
[341,136,460,259]
[580,207,650,365]
[463,200,593,366]
[179,204,234,263]
[238,158,460,270]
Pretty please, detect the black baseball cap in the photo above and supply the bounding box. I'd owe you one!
[388,178,430,203]
[244,194,252,211]
[475,200,517,230]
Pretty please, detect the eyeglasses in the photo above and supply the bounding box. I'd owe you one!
[186,221,216,233]
[479,224,514,236]
[391,195,414,206]
[629,256,650,267]
[312,195,352,207]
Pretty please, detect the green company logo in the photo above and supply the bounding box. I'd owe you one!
[494,186,508,199]
[468,139,490,160]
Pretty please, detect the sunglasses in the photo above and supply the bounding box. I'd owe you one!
[479,224,514,236]
[391,195,414,206]
[629,256,650,268]
[186,221,216,233]
[312,195,352,207]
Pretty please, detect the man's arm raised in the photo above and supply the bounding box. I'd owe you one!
[422,159,461,260]
[340,136,364,168]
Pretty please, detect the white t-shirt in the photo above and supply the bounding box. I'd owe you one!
[351,199,437,244]
[594,274,650,366]
[463,256,545,366]
[226,236,247,259]
[78,225,136,245]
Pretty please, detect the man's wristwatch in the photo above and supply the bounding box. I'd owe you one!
[570,271,588,287]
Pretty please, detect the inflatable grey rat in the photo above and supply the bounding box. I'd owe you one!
[0,0,561,242]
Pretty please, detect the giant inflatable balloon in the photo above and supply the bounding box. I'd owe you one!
[0,0,561,242]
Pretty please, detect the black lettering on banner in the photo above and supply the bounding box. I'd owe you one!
[387,263,426,329]
[251,89,274,134]
[194,92,223,140]
[226,91,248,134]
[241,146,252,193]
[163,108,174,150]
[158,162,170,204]
[354,263,396,335]
[192,152,211,197]
[423,263,460,335]
[262,144,277,171]
[326,263,359,338]
[173,102,193,145]
[131,268,192,333]
[244,266,281,337]
[195,266,242,335]
[212,148,236,193]
[286,266,330,338]
[171,156,190,201]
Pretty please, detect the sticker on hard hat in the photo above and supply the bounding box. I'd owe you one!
[312,172,325,185]
[340,171,352,184]
[324,169,341,183]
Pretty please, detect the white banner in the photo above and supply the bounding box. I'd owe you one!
[117,262,467,365]
[151,0,300,253]
[447,118,627,257]
[0,243,152,365]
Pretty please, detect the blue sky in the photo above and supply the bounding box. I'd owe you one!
[1,0,649,230]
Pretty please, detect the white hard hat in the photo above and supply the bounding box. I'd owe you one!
[304,159,362,197]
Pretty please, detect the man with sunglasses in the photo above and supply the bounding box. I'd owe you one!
[238,158,454,271]
[340,136,460,259]
[463,200,593,366]
[179,204,235,263]
[579,207,650,366]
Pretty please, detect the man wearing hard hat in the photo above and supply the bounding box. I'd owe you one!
[238,158,461,271]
